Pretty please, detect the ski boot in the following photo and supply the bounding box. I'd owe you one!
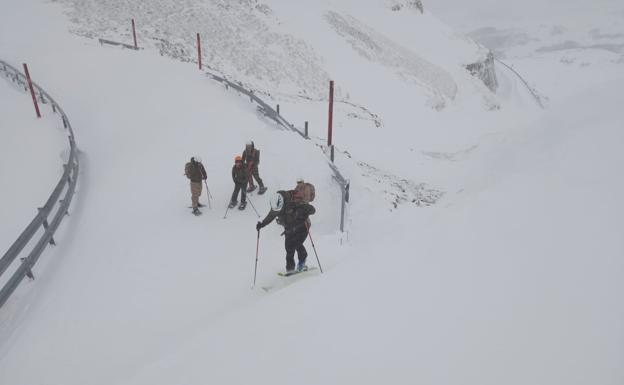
[238,201,247,210]
[258,186,267,195]
[247,184,257,193]
[192,207,202,216]
[296,261,308,272]
[228,200,237,209]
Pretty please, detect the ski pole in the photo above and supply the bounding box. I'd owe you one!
[223,204,231,219]
[252,230,260,288]
[246,195,261,218]
[305,222,323,273]
[204,180,212,209]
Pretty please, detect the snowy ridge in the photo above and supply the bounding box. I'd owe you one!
[0,59,79,308]
[325,10,458,101]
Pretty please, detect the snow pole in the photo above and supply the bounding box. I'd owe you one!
[305,222,323,273]
[246,195,261,218]
[252,230,260,288]
[204,180,212,209]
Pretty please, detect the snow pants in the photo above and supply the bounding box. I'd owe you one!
[190,181,202,208]
[284,229,308,271]
[230,182,247,204]
[247,164,264,189]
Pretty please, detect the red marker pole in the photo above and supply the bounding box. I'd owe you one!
[131,18,138,49]
[197,33,202,69]
[23,63,41,119]
[327,80,334,147]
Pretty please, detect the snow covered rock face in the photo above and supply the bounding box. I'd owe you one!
[466,51,498,92]
[58,0,331,97]
[324,11,458,102]
[385,0,424,13]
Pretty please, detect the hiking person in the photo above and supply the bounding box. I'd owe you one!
[242,140,267,194]
[184,156,207,216]
[229,155,248,210]
[256,191,316,273]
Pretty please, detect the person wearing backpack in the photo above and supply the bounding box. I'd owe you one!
[242,140,267,194]
[229,155,248,210]
[184,156,207,216]
[256,191,316,274]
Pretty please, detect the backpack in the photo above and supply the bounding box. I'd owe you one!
[184,162,193,179]
[295,182,315,203]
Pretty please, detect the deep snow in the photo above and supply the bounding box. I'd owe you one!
[1,0,623,384]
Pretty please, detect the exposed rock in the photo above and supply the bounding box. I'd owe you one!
[385,0,424,14]
[466,51,498,93]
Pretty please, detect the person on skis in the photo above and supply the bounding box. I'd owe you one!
[184,156,207,216]
[242,140,267,194]
[256,191,316,273]
[229,155,248,210]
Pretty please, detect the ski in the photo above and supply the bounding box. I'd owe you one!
[278,266,317,277]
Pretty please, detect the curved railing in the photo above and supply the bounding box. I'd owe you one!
[0,60,80,308]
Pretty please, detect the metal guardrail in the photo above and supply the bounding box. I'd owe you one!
[207,72,350,232]
[98,38,141,50]
[0,59,80,308]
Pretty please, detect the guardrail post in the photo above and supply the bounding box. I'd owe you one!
[23,63,41,119]
[37,208,56,246]
[328,80,334,147]
[131,18,138,49]
[305,121,308,138]
[51,103,56,113]
[276,104,280,115]
[20,258,35,280]
[339,188,346,232]
[196,33,202,70]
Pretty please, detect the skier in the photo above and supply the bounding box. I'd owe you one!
[229,155,248,210]
[242,140,267,194]
[256,191,316,273]
[184,156,207,216]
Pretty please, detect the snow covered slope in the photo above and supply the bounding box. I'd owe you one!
[0,77,67,257]
[1,0,623,384]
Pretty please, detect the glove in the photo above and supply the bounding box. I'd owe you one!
[256,221,263,231]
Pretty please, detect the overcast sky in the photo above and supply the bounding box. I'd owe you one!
[425,0,624,31]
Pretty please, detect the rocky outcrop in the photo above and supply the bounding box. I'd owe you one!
[466,51,498,92]
[385,0,424,14]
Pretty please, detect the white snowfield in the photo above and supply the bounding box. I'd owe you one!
[1,1,623,385]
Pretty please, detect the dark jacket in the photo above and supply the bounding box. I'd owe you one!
[242,147,260,165]
[232,164,248,184]
[185,161,207,183]
[260,192,315,233]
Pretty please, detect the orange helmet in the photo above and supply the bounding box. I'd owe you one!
[235,155,242,162]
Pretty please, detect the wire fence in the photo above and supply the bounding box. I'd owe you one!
[0,59,80,308]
